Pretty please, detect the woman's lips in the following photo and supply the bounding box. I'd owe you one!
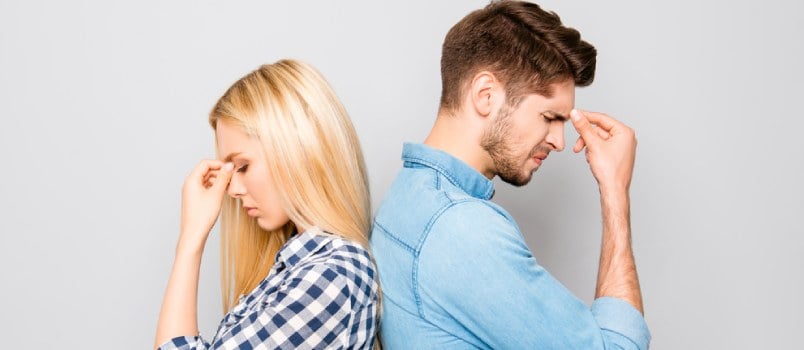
[244,206,258,217]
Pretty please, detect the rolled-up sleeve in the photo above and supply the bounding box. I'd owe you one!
[157,335,210,350]
[592,297,651,350]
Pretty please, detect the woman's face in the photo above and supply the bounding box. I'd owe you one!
[215,119,290,231]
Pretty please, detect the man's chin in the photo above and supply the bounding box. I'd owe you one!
[499,172,533,187]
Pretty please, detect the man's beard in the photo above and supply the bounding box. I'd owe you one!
[480,104,542,187]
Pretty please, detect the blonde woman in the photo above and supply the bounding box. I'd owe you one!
[154,60,379,349]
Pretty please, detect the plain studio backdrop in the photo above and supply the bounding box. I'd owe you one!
[1,1,801,349]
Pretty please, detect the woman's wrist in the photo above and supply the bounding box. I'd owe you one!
[175,230,209,258]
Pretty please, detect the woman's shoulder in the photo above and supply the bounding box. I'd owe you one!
[296,228,378,297]
[310,231,374,273]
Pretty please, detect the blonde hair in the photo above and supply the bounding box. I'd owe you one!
[209,60,373,313]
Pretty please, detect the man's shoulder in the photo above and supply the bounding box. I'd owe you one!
[422,199,521,253]
[436,197,512,223]
[373,167,474,237]
[375,182,510,241]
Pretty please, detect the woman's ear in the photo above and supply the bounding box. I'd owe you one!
[469,71,503,118]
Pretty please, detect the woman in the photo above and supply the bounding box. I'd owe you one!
[154,60,379,349]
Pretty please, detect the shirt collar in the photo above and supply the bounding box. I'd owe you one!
[275,226,332,267]
[401,143,495,200]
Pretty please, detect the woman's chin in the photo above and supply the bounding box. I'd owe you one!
[255,217,291,232]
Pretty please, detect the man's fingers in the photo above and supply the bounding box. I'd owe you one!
[570,109,598,144]
[595,126,611,140]
[573,136,585,153]
[581,111,620,134]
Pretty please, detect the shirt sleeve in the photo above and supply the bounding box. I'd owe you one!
[417,201,651,350]
[210,263,361,349]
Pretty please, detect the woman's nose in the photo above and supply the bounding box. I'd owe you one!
[227,174,246,198]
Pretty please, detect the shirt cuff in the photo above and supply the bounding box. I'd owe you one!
[591,297,651,350]
[156,335,207,350]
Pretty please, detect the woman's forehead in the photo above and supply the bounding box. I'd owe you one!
[215,120,259,159]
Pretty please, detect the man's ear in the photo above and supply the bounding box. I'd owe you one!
[469,71,504,118]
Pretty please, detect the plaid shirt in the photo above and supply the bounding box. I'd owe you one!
[158,227,379,350]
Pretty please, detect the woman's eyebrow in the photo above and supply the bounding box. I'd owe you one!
[223,152,242,162]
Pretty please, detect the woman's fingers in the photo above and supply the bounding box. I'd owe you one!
[188,159,224,181]
[203,171,219,188]
[178,159,234,243]
[211,163,234,193]
[186,160,233,191]
[198,161,233,190]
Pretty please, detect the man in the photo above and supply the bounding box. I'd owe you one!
[370,1,651,349]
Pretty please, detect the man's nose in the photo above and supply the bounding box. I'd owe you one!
[546,121,565,151]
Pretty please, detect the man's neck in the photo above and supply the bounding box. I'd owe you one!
[423,111,495,179]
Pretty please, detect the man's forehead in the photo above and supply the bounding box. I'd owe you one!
[522,86,574,114]
[542,81,575,113]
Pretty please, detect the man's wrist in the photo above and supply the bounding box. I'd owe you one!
[598,183,632,239]
[598,181,630,196]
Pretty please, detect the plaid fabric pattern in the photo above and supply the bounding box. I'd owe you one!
[158,227,379,350]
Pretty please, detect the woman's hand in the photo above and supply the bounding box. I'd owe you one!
[178,160,234,252]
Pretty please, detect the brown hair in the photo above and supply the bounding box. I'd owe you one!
[439,0,597,112]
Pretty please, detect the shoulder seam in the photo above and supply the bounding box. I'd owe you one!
[374,221,416,254]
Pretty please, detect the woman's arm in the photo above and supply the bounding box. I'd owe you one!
[154,160,233,349]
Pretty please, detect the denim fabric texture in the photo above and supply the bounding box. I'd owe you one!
[370,143,651,350]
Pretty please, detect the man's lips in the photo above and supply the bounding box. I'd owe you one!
[532,153,548,165]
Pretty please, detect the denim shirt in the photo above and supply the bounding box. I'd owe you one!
[370,143,651,350]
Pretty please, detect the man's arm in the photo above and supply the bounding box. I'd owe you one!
[418,201,650,350]
[571,109,644,314]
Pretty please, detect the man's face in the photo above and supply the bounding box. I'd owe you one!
[481,80,575,186]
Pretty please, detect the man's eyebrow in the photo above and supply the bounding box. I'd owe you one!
[547,111,568,121]
[223,152,242,162]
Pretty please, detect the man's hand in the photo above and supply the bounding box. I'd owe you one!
[570,109,636,192]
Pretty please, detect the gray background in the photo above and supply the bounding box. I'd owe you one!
[1,1,801,349]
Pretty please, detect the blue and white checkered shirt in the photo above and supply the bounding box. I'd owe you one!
[158,227,379,350]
